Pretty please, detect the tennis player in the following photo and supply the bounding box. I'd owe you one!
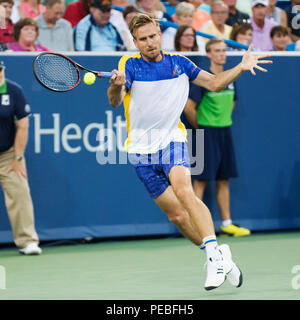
[107,13,272,290]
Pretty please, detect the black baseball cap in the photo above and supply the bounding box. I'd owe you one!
[91,0,112,10]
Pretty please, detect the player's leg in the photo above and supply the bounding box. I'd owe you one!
[169,165,216,240]
[154,185,203,246]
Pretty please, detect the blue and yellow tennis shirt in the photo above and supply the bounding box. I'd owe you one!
[118,51,201,154]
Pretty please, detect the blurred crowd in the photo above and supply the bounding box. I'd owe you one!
[0,0,299,52]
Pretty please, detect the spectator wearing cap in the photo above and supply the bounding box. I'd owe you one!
[0,60,42,255]
[35,0,74,51]
[9,17,49,51]
[223,0,250,26]
[75,0,126,51]
[162,2,205,53]
[270,25,290,51]
[285,0,300,42]
[64,0,93,28]
[250,0,278,51]
[0,0,14,44]
[201,0,233,44]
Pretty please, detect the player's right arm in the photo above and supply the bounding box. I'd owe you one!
[107,70,126,108]
[184,99,198,129]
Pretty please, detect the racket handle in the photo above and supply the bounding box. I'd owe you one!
[99,72,114,78]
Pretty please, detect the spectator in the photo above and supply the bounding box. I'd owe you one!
[201,0,232,43]
[75,0,126,51]
[229,22,253,49]
[266,0,287,27]
[285,0,300,42]
[223,0,250,26]
[9,17,49,51]
[0,41,10,50]
[18,0,45,19]
[0,60,42,255]
[270,25,290,51]
[0,0,14,44]
[250,0,278,51]
[183,0,211,31]
[64,0,93,28]
[110,0,129,36]
[174,25,199,51]
[35,0,74,52]
[162,2,205,53]
[121,5,139,50]
[236,0,252,16]
[184,38,251,237]
[200,0,212,14]
[11,0,20,23]
[136,0,172,32]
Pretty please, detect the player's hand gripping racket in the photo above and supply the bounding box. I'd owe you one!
[33,52,113,92]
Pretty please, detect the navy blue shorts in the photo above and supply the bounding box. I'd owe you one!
[192,126,238,181]
[130,142,191,199]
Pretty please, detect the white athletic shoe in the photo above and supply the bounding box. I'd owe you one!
[218,244,243,288]
[204,256,226,291]
[19,242,42,255]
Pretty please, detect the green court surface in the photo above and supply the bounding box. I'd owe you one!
[0,231,299,300]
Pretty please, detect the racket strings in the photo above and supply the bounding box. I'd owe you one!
[34,54,80,91]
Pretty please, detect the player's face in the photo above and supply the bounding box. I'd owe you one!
[207,42,227,65]
[133,23,162,62]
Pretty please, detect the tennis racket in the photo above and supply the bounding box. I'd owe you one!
[33,52,113,92]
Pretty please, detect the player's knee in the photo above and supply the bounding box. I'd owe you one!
[167,210,187,226]
[173,185,194,204]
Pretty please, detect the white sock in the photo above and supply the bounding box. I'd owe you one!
[202,235,221,261]
[222,219,232,227]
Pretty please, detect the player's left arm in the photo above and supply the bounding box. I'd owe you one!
[193,45,273,92]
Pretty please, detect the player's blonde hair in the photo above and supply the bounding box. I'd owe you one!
[129,13,160,39]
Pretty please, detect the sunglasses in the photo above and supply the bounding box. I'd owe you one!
[0,67,4,72]
[100,7,111,12]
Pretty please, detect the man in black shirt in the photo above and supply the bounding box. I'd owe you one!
[224,0,250,26]
[286,0,300,42]
[0,60,41,255]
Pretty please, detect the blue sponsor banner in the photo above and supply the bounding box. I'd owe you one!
[0,53,299,243]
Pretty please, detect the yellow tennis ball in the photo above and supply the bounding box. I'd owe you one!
[83,72,96,85]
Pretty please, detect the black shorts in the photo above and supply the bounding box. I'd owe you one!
[192,126,238,181]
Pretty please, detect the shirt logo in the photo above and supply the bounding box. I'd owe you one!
[173,65,182,77]
[1,94,10,106]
